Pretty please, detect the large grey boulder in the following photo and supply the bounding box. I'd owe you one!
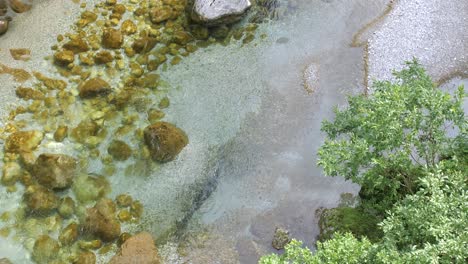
[192,0,251,25]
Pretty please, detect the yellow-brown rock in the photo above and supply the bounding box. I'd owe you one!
[23,185,59,214]
[83,198,121,242]
[109,232,160,264]
[32,235,60,263]
[32,153,77,189]
[15,87,44,100]
[59,222,79,245]
[79,77,112,98]
[75,251,96,264]
[94,51,114,64]
[1,162,22,186]
[149,6,172,23]
[63,38,90,53]
[102,28,123,49]
[121,19,137,35]
[54,125,68,142]
[107,140,132,161]
[5,130,44,153]
[132,37,158,54]
[54,50,75,66]
[143,122,188,162]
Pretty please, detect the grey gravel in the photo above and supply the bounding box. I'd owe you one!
[368,0,468,83]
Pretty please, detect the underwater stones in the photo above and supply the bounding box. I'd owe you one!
[109,232,160,264]
[121,19,137,35]
[15,87,44,100]
[83,198,121,242]
[272,227,290,250]
[75,251,96,264]
[1,161,22,185]
[72,174,109,203]
[63,38,90,53]
[54,50,75,66]
[102,28,123,49]
[94,50,114,64]
[78,10,98,28]
[149,6,172,24]
[59,222,79,245]
[193,0,251,25]
[107,140,132,161]
[8,0,32,13]
[0,258,12,264]
[32,153,77,189]
[147,108,165,123]
[53,125,68,142]
[32,235,60,263]
[5,130,43,153]
[23,185,59,214]
[0,18,8,36]
[143,122,188,162]
[58,196,75,218]
[132,36,158,54]
[78,77,112,98]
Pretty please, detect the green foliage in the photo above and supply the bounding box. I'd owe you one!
[318,207,383,242]
[318,59,466,213]
[259,61,467,263]
[260,168,467,263]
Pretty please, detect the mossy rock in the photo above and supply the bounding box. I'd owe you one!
[318,206,383,242]
[143,122,188,162]
[32,235,60,263]
[23,185,59,214]
[72,174,110,204]
[108,140,132,161]
[83,198,121,242]
[32,153,77,189]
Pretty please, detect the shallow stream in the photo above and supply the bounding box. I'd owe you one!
[0,0,395,263]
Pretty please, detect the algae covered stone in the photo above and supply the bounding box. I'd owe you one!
[63,38,90,53]
[5,130,43,153]
[75,251,96,264]
[32,235,60,263]
[1,162,22,186]
[72,174,110,203]
[58,196,75,218]
[79,77,112,98]
[143,122,188,162]
[59,222,79,245]
[107,140,132,161]
[83,198,121,242]
[23,185,59,214]
[272,227,290,250]
[32,153,77,189]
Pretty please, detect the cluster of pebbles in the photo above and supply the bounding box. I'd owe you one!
[0,0,290,263]
[0,0,33,35]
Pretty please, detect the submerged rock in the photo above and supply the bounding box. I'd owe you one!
[32,153,77,189]
[109,232,160,264]
[59,222,79,246]
[32,235,60,263]
[108,140,132,161]
[75,251,96,264]
[63,38,90,53]
[58,196,75,218]
[192,0,251,25]
[0,258,12,264]
[272,227,290,250]
[72,174,109,203]
[102,28,123,49]
[143,122,188,162]
[54,50,75,66]
[79,77,112,98]
[23,185,59,214]
[0,19,8,36]
[1,161,22,186]
[5,130,43,153]
[83,198,121,242]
